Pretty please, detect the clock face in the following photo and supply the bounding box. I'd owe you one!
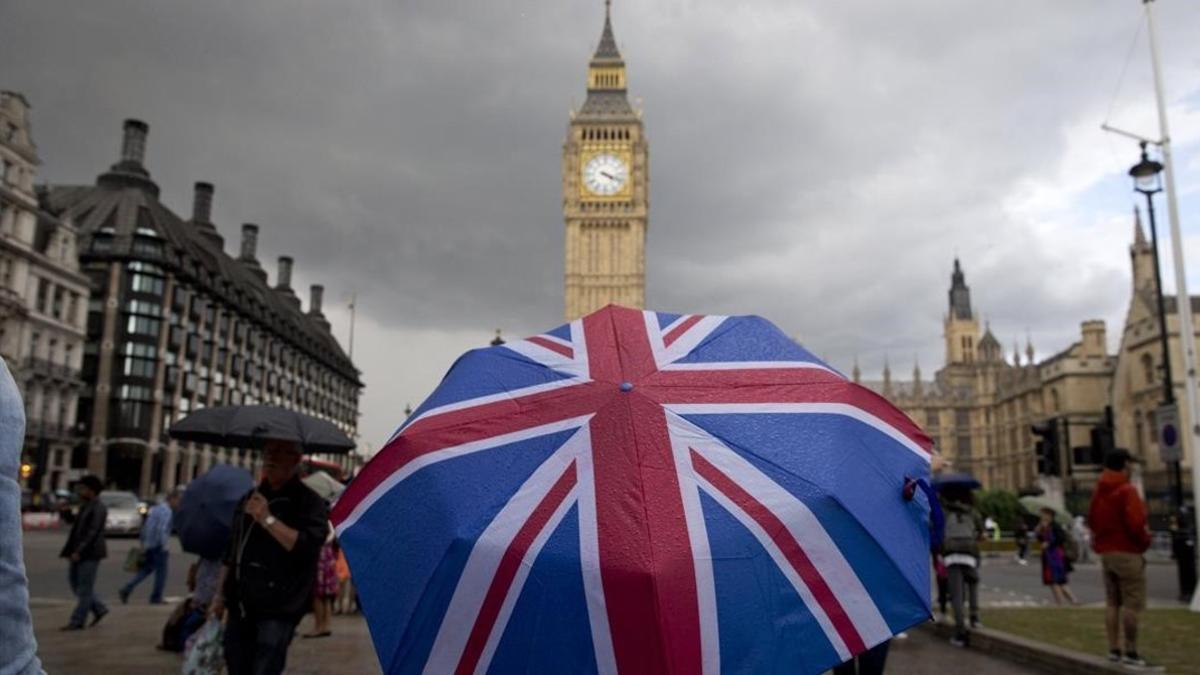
[583,154,629,196]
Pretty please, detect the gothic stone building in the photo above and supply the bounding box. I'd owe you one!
[860,259,1116,500]
[42,119,362,495]
[0,91,90,492]
[1111,210,1196,518]
[563,4,648,320]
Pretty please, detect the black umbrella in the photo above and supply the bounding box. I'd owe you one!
[168,405,355,454]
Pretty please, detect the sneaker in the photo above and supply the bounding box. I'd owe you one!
[950,633,969,648]
[1121,652,1165,672]
[1108,650,1122,663]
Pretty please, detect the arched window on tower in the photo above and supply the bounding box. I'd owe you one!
[1141,353,1155,386]
[1049,388,1060,413]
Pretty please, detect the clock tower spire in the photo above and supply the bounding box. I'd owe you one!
[563,1,648,320]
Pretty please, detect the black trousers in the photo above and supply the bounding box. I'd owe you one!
[832,640,891,675]
[223,610,300,675]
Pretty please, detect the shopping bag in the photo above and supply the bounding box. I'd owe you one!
[123,546,145,573]
[182,617,224,675]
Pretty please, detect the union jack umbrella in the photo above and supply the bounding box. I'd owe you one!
[333,305,936,674]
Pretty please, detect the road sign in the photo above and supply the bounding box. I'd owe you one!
[1157,403,1182,463]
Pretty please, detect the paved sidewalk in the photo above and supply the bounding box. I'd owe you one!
[32,600,381,674]
[33,599,1035,674]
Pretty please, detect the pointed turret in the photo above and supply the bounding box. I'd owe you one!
[593,0,621,61]
[1025,334,1035,365]
[882,355,893,398]
[578,1,635,119]
[913,356,923,397]
[1013,339,1022,366]
[1133,205,1149,249]
[949,258,972,320]
[852,356,861,384]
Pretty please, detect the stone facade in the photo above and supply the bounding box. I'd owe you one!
[41,119,362,496]
[563,5,647,321]
[1111,210,1196,517]
[861,258,1116,500]
[0,91,90,492]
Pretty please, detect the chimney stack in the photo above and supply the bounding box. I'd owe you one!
[276,256,293,290]
[120,119,149,165]
[192,182,214,222]
[239,224,259,261]
[309,285,324,315]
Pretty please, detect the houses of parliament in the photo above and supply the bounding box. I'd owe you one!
[559,6,1192,507]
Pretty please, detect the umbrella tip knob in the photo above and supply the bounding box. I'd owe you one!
[619,382,634,392]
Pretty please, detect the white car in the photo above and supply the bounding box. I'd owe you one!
[100,491,143,536]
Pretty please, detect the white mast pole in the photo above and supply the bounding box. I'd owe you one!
[1142,0,1200,612]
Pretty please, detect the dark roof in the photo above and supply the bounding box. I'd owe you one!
[578,90,635,119]
[41,162,360,386]
[593,8,621,61]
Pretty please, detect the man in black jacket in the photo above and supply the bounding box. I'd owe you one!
[59,474,109,630]
[210,440,328,675]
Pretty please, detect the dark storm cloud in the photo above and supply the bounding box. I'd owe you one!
[3,0,1199,443]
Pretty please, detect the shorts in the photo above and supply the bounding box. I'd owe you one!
[1101,552,1146,611]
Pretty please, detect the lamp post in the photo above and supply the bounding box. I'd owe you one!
[1130,141,1198,601]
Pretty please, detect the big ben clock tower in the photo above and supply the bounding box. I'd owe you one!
[563,1,648,321]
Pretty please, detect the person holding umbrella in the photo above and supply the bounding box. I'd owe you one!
[1035,507,1078,605]
[208,440,329,675]
[936,477,984,648]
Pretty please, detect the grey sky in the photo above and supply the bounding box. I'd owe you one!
[3,0,1199,450]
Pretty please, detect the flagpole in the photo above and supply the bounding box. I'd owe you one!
[1141,0,1200,612]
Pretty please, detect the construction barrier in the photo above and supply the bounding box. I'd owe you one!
[21,512,61,530]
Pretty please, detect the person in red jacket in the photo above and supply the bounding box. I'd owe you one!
[1088,450,1154,669]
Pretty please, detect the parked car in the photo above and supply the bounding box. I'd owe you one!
[100,490,143,536]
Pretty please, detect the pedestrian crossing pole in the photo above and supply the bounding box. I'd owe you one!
[1140,0,1200,612]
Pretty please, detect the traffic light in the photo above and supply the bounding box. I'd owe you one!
[1032,420,1059,476]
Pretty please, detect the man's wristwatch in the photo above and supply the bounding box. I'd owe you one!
[263,515,277,527]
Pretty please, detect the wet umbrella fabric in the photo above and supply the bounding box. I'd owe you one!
[168,405,354,454]
[332,305,936,675]
[174,464,254,560]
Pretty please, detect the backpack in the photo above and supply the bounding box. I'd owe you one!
[943,509,978,554]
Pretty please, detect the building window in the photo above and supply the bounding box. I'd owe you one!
[126,315,161,337]
[1049,388,1060,413]
[1141,353,1155,387]
[36,278,50,313]
[122,342,157,379]
[126,299,163,316]
[130,274,164,296]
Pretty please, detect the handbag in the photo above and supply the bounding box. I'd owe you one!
[182,618,225,675]
[123,546,146,573]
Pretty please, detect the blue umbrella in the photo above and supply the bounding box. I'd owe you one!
[932,473,982,491]
[332,306,937,674]
[175,464,254,559]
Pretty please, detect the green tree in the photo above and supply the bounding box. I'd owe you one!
[975,488,1023,532]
